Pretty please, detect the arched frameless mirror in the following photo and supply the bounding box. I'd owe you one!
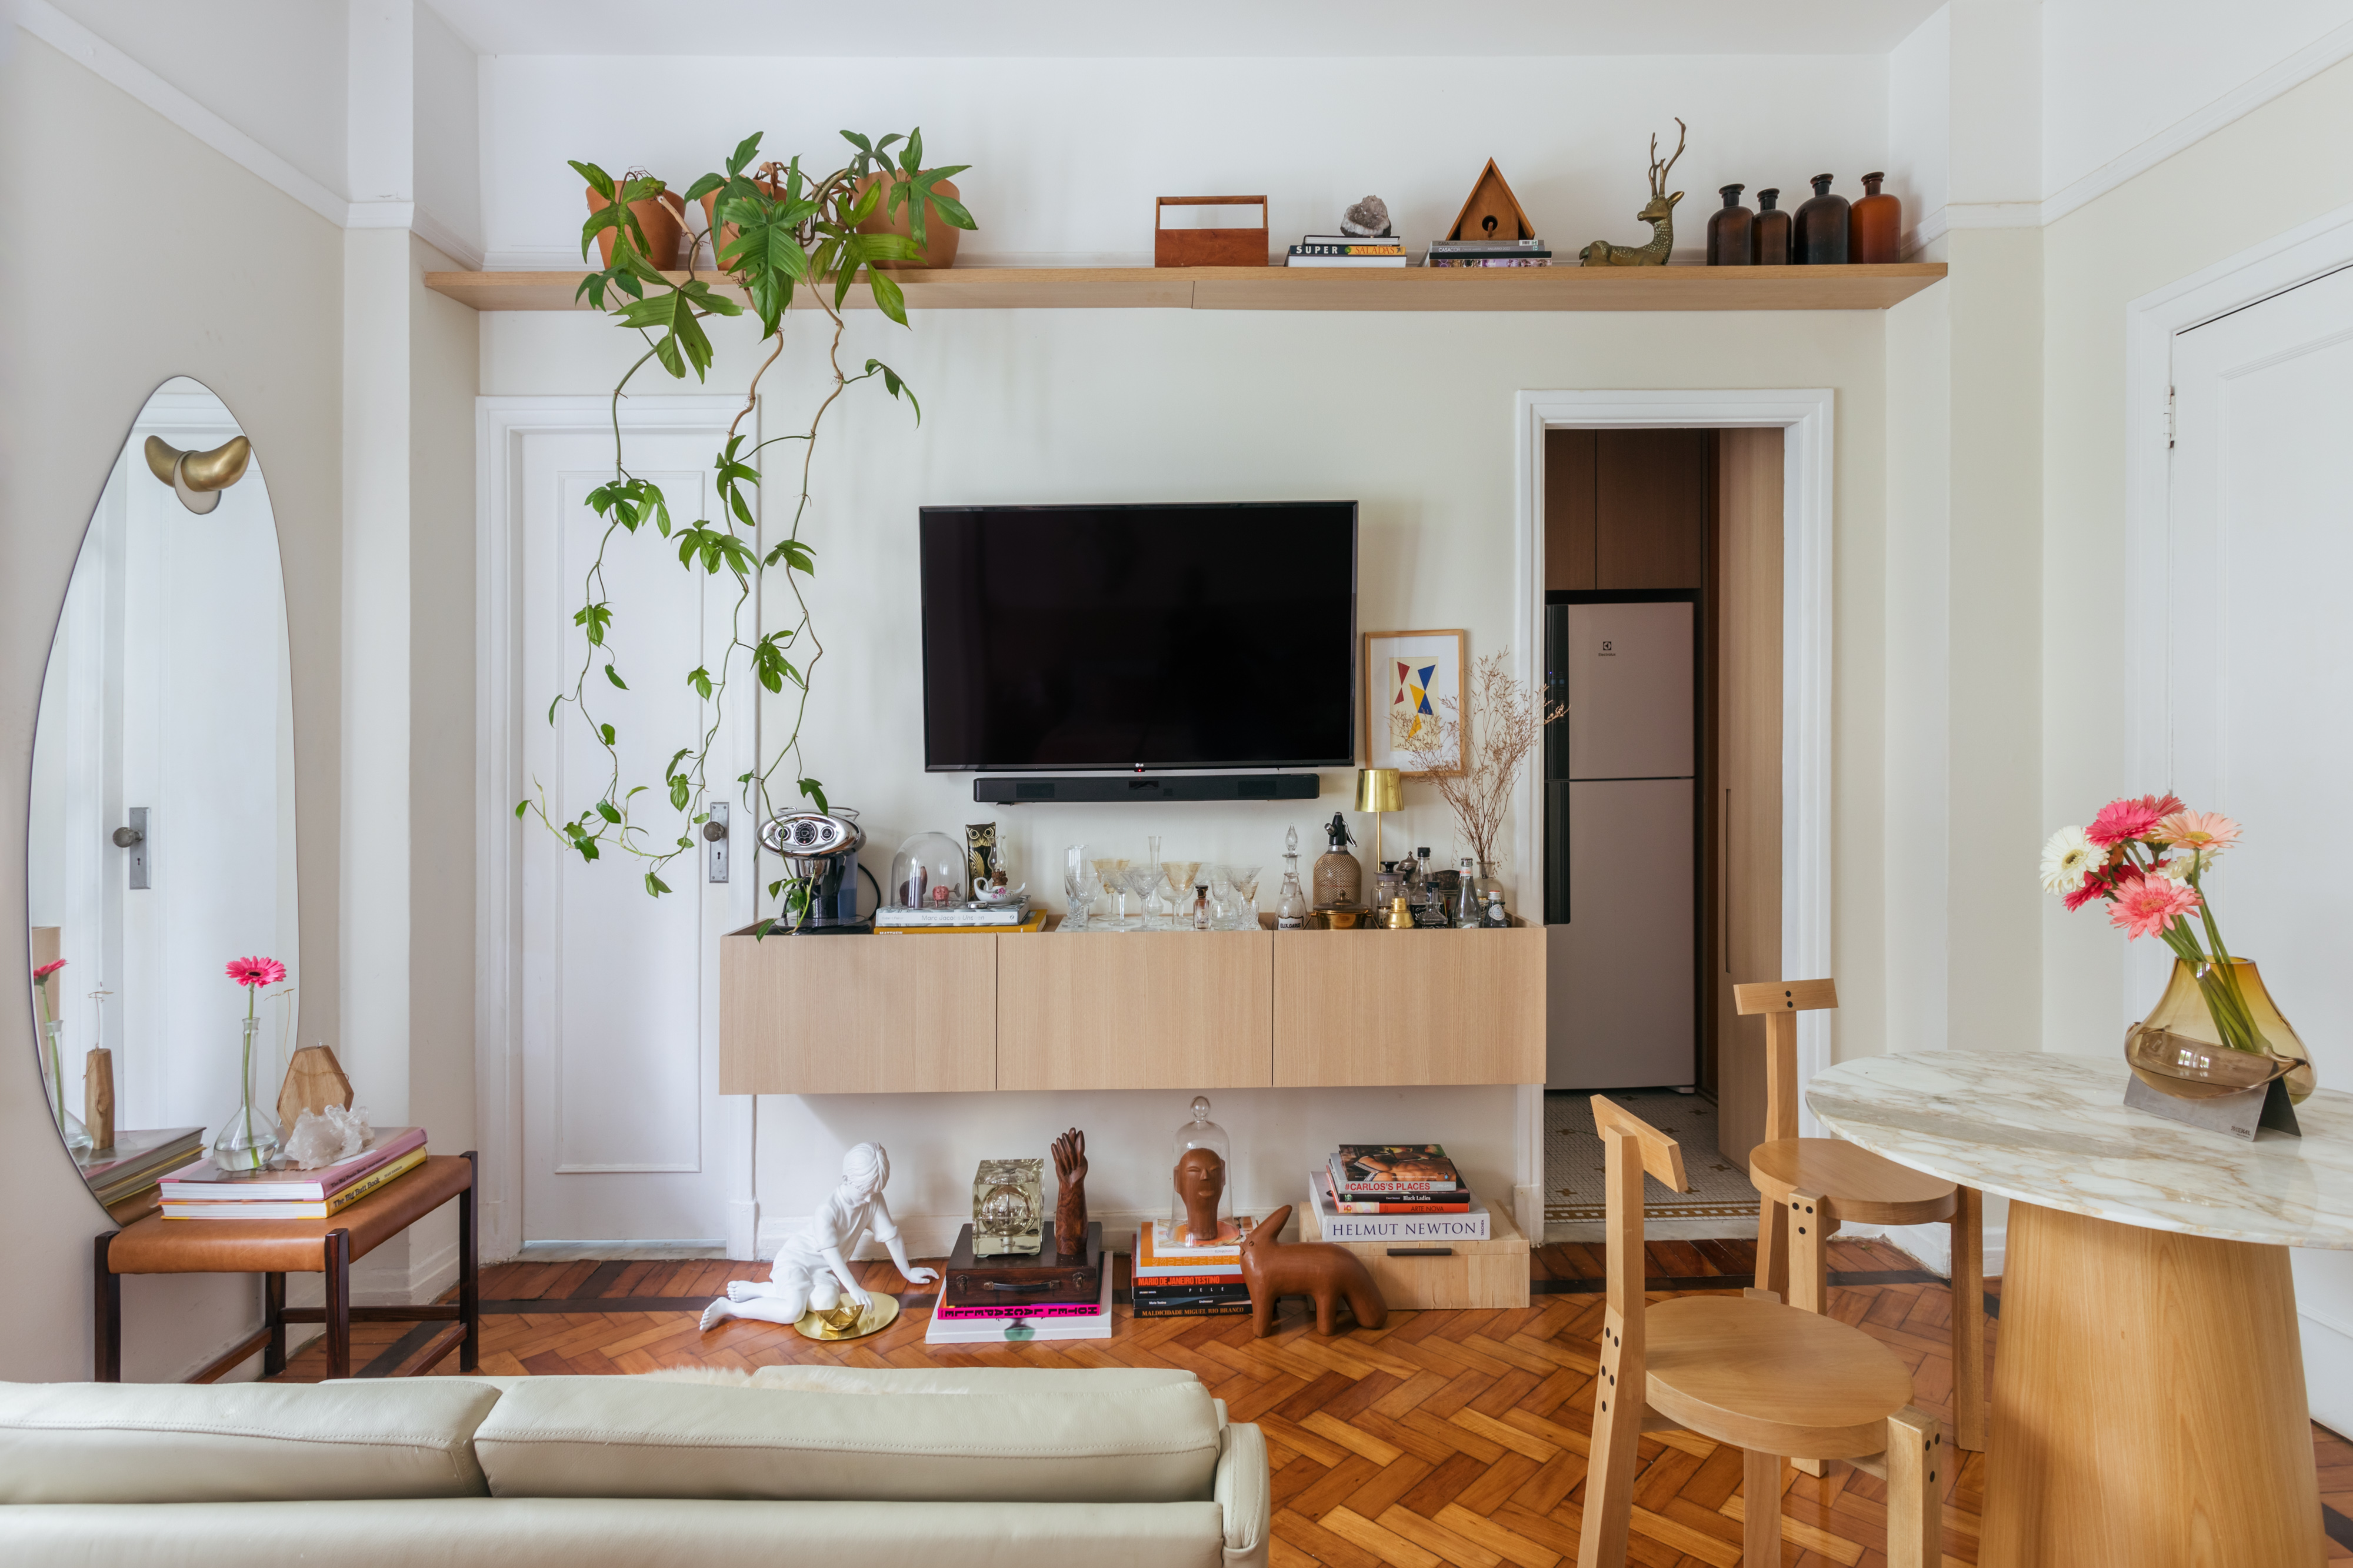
[27,376,297,1212]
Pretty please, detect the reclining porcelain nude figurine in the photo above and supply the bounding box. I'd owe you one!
[701,1142,936,1331]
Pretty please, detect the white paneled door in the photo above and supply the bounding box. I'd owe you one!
[512,418,754,1246]
[2167,263,2353,1431]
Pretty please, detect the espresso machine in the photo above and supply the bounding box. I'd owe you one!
[758,808,879,933]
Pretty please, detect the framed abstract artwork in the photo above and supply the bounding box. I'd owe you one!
[1363,629,1466,776]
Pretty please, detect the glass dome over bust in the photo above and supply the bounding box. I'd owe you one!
[886,832,967,910]
[1170,1096,1235,1245]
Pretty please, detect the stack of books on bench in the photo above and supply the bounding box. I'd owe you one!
[158,1126,426,1220]
[1317,1144,1490,1241]
[81,1126,206,1214]
[1132,1216,1255,1317]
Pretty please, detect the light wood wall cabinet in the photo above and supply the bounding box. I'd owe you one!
[998,933,1274,1091]
[720,931,998,1095]
[1273,929,1545,1087]
[721,927,1544,1093]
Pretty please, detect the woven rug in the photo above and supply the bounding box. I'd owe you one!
[1545,1090,1762,1225]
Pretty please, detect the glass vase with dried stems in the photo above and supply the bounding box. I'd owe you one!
[1402,652,1564,915]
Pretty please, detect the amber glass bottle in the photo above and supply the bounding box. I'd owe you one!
[1751,188,1791,265]
[1793,174,1848,265]
[1707,185,1753,266]
[1848,171,1900,263]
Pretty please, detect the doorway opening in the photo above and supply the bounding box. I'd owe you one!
[1535,425,1784,1229]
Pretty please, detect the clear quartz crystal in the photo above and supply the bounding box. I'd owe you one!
[1457,857,1483,928]
[1275,827,1309,929]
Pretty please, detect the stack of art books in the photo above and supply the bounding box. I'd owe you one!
[1133,1217,1255,1317]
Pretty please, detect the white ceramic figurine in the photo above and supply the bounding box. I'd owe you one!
[700,1142,936,1331]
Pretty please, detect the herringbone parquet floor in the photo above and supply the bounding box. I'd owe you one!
[268,1237,2353,1567]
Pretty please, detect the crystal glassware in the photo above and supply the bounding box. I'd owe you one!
[1218,864,1262,930]
[41,1018,93,1156]
[1161,857,1201,928]
[211,1015,281,1172]
[1122,864,1165,932]
[1064,845,1102,931]
[1091,852,1136,928]
[1275,828,1310,929]
[1142,836,1172,929]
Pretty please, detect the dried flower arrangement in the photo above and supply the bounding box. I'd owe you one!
[1402,651,1564,869]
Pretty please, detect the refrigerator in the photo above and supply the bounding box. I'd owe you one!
[1544,599,1697,1089]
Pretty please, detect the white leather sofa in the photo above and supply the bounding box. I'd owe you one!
[0,1364,1269,1568]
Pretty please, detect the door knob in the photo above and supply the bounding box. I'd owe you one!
[112,825,144,848]
[702,819,728,842]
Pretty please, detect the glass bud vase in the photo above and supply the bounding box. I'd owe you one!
[2126,956,2317,1105]
[42,1019,94,1156]
[212,1016,282,1171]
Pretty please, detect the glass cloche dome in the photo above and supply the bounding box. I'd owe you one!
[1169,1096,1236,1245]
[886,831,968,910]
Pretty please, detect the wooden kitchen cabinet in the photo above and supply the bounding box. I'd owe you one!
[1272,928,1545,1087]
[719,928,997,1095]
[996,932,1274,1090]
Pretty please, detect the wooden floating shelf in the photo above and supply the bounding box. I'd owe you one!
[425,262,1946,314]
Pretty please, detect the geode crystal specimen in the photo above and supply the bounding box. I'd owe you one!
[1341,196,1393,238]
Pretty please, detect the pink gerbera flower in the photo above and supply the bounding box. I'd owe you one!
[32,959,66,982]
[2155,810,2241,854]
[225,956,287,989]
[2087,793,2185,848]
[2107,874,2201,940]
[2062,869,2114,913]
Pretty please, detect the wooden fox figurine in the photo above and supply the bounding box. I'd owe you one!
[1238,1205,1388,1337]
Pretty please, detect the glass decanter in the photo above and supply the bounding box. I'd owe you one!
[1275,828,1310,930]
[1456,856,1484,928]
[212,1015,281,1172]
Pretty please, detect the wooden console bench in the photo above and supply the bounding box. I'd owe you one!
[721,926,1546,1094]
[94,1151,479,1382]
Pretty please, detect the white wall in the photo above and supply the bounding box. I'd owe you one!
[412,1,482,265]
[1,29,346,1382]
[479,53,1897,268]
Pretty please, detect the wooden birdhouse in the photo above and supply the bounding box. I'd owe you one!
[1445,161,1537,243]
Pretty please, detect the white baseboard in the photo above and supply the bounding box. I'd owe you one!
[726,1199,760,1263]
[1837,1216,2007,1280]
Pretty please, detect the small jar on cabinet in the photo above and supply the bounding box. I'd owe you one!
[1706,184,1753,266]
[1793,174,1848,265]
[1848,171,1901,263]
[1751,188,1791,265]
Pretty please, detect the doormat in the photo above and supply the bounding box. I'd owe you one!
[1547,1090,1761,1225]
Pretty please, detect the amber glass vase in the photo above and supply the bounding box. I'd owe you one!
[1707,185,1752,266]
[1751,189,1791,265]
[1848,171,1901,263]
[2125,958,2316,1104]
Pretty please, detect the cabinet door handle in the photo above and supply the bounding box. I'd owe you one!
[1386,1247,1455,1257]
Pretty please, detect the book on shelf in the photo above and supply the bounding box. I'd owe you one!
[1133,1289,1251,1312]
[1311,1170,1490,1242]
[162,1148,427,1220]
[1329,1145,1462,1193]
[1315,1167,1471,1214]
[1135,1218,1249,1277]
[875,911,1046,935]
[872,902,1031,929]
[924,1262,1112,1343]
[1285,253,1411,269]
[1428,236,1548,252]
[935,1294,1110,1322]
[1427,257,1553,268]
[1133,1300,1251,1320]
[1289,242,1408,256]
[159,1126,426,1203]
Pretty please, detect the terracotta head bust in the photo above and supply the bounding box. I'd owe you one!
[1174,1146,1228,1245]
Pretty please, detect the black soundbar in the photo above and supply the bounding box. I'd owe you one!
[972,774,1323,804]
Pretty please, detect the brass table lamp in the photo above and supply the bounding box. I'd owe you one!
[1354,767,1402,872]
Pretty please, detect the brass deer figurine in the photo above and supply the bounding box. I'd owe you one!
[1579,119,1687,268]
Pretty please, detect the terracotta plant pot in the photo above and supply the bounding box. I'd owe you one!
[854,171,962,271]
[585,180,684,269]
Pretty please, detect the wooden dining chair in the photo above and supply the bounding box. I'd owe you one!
[1737,977,1987,1455]
[1579,1096,1943,1568]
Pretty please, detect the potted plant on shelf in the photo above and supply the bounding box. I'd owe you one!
[523,132,975,933]
[845,129,972,272]
[1402,652,1564,918]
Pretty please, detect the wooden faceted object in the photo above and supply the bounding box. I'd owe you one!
[1444,159,1536,243]
[1174,1146,1227,1246]
[1238,1205,1387,1337]
[1579,119,1688,267]
[1052,1127,1088,1259]
[276,1045,354,1132]
[84,1047,114,1152]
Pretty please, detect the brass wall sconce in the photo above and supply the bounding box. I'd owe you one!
[144,434,251,515]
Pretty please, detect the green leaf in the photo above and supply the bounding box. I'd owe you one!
[847,178,884,225]
[765,537,816,572]
[670,776,692,810]
[926,188,976,232]
[684,172,725,203]
[514,799,528,819]
[569,160,616,200]
[574,602,612,645]
[547,695,562,726]
[902,127,923,176]
[865,358,921,421]
[604,662,628,689]
[797,777,829,815]
[665,748,691,780]
[726,132,763,177]
[645,871,671,897]
[599,723,616,746]
[596,799,622,823]
[687,666,713,699]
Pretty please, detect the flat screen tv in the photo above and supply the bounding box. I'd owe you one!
[919,502,1357,770]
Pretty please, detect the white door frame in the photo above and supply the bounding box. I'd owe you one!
[1511,389,1837,1234]
[474,394,754,1263]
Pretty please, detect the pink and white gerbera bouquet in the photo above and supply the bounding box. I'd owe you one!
[2042,793,2267,1051]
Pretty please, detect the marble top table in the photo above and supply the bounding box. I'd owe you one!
[1809,1050,2346,1568]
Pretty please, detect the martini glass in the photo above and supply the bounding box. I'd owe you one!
[1121,864,1165,932]
[1220,864,1262,930]
[1091,852,1136,928]
[1160,858,1202,929]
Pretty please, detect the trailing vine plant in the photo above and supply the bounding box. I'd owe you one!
[516,130,972,924]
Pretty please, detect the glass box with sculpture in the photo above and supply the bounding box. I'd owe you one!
[26,378,299,1211]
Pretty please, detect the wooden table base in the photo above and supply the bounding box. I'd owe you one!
[1983,1200,2324,1566]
